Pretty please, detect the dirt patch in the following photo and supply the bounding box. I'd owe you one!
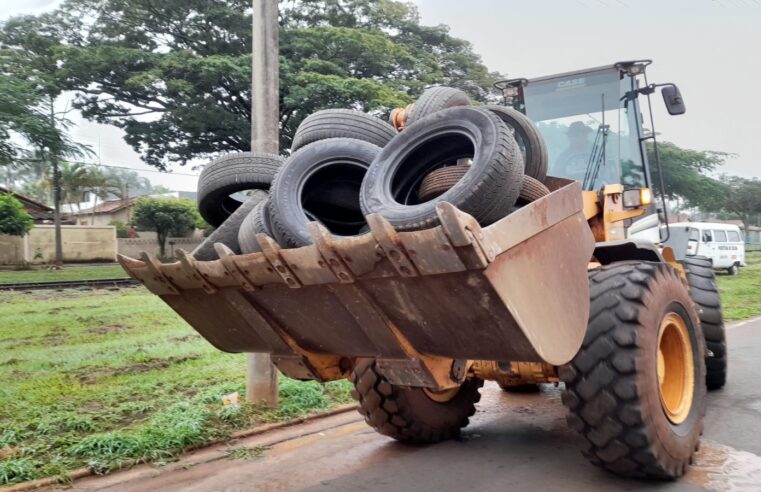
[77,355,202,385]
[41,327,70,346]
[0,358,23,366]
[48,306,73,314]
[0,446,17,460]
[85,324,129,335]
[169,335,201,343]
[11,370,31,378]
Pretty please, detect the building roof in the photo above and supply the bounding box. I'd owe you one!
[0,186,55,221]
[75,197,136,216]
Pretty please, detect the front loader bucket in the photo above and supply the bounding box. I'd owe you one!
[120,179,594,389]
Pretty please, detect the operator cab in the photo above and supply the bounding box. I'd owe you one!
[496,60,686,240]
[498,61,668,191]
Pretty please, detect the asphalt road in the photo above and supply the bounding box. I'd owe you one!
[55,317,761,492]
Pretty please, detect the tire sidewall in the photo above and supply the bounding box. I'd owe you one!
[271,138,379,247]
[485,105,548,181]
[638,274,706,460]
[361,106,520,227]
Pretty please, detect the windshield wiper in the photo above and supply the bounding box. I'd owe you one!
[582,94,610,190]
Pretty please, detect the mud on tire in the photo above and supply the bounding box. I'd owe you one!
[680,256,727,390]
[350,359,482,444]
[561,262,706,479]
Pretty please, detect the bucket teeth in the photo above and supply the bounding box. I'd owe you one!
[307,221,355,283]
[256,233,281,254]
[213,242,236,258]
[366,213,419,277]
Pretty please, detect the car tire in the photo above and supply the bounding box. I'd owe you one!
[360,106,523,231]
[517,175,550,205]
[238,198,274,254]
[406,86,471,126]
[291,109,396,152]
[485,105,548,181]
[192,190,268,261]
[269,138,380,248]
[197,152,282,227]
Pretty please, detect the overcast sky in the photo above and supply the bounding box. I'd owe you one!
[1,0,759,191]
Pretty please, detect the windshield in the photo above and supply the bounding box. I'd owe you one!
[522,68,647,190]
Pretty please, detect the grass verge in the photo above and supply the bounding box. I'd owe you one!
[0,288,352,485]
[716,251,761,320]
[0,265,128,284]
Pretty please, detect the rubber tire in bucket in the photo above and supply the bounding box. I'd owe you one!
[417,165,470,202]
[197,152,282,227]
[192,190,268,261]
[561,262,705,479]
[418,168,550,206]
[406,86,471,126]
[350,359,482,444]
[360,106,524,231]
[238,198,274,254]
[679,256,727,390]
[485,105,548,181]
[269,138,380,248]
[517,175,550,205]
[291,109,396,152]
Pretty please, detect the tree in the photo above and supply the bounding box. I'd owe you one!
[0,194,34,237]
[647,141,730,212]
[1,14,93,267]
[722,177,761,231]
[6,0,499,169]
[132,197,202,258]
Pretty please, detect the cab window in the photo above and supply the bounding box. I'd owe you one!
[688,228,700,241]
[728,231,741,242]
[702,230,713,242]
[713,230,727,242]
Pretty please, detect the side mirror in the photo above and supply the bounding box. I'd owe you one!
[662,84,686,115]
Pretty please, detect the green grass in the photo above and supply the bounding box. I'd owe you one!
[0,265,128,284]
[1,252,757,486]
[716,251,761,320]
[0,288,352,485]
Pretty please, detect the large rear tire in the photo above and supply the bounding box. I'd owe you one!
[350,359,482,444]
[680,256,727,390]
[561,262,706,479]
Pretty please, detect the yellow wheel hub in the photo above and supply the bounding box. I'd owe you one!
[657,312,695,424]
[423,386,460,403]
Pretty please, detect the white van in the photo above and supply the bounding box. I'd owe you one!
[663,222,746,275]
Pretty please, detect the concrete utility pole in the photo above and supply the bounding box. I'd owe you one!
[49,99,64,269]
[247,0,279,407]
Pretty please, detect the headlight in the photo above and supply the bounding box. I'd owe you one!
[623,188,652,208]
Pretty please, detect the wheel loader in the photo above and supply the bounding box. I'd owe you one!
[119,60,724,479]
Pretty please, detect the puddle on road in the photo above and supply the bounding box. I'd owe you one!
[683,440,761,490]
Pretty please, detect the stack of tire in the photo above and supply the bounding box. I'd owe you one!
[192,87,550,261]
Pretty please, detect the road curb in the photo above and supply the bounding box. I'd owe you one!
[1,403,358,492]
[727,315,761,329]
